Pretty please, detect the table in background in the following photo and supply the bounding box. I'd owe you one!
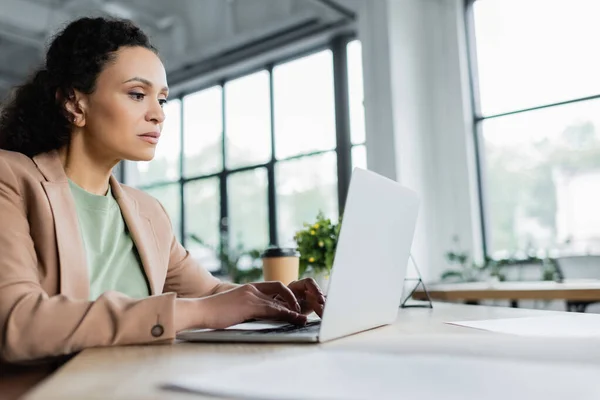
[413,280,600,311]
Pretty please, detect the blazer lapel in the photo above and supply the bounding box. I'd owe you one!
[33,151,89,299]
[110,176,163,295]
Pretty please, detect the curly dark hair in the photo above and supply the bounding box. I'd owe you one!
[0,17,157,157]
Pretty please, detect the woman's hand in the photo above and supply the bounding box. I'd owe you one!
[176,283,307,331]
[287,278,326,318]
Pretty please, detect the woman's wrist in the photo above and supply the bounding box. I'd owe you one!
[174,298,205,332]
[210,281,239,295]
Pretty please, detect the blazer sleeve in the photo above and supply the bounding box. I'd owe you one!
[157,201,225,298]
[0,158,177,364]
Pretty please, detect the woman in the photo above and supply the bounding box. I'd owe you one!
[0,17,325,364]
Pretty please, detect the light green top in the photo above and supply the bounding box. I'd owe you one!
[68,179,150,301]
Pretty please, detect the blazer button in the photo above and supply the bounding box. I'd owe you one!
[151,324,164,338]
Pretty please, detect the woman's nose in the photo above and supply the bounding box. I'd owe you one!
[146,101,166,124]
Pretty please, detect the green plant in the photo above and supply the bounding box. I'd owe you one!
[187,233,263,284]
[294,211,341,277]
[440,236,562,283]
[542,258,561,281]
[441,249,488,282]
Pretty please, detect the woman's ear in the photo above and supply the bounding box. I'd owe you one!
[62,89,88,127]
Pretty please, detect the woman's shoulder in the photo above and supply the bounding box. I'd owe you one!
[0,149,37,182]
[0,149,34,166]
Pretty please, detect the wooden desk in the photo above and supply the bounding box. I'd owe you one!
[412,280,600,309]
[23,303,600,400]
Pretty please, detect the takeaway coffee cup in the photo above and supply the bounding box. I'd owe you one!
[260,247,300,286]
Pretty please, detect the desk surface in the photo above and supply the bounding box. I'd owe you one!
[24,303,600,400]
[413,279,600,301]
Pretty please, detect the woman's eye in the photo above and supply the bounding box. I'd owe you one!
[159,99,168,107]
[129,92,145,101]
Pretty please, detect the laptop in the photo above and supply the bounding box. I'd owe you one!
[177,168,420,344]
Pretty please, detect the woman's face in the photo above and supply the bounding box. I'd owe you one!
[73,46,169,162]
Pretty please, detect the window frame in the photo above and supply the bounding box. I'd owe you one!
[465,0,600,258]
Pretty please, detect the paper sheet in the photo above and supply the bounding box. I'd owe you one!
[447,313,600,337]
[163,350,600,400]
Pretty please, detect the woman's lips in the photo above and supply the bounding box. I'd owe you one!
[138,132,160,145]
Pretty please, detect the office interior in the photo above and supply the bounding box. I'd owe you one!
[2,0,600,318]
[2,0,600,398]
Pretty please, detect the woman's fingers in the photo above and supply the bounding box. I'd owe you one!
[304,278,326,304]
[301,291,325,318]
[246,279,326,323]
[289,278,326,307]
[264,301,308,326]
[251,290,307,325]
[252,282,301,313]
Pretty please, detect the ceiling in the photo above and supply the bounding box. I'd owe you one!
[0,0,355,99]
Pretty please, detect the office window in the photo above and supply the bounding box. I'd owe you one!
[225,71,272,169]
[128,37,366,274]
[352,145,367,170]
[273,51,337,159]
[347,40,367,170]
[273,50,340,244]
[468,0,600,257]
[276,152,339,246]
[228,168,269,251]
[183,86,223,177]
[185,178,221,271]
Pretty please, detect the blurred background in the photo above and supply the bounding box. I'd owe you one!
[2,0,600,311]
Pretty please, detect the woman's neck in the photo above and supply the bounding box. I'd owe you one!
[58,141,118,196]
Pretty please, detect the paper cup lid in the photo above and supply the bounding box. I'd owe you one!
[260,247,300,258]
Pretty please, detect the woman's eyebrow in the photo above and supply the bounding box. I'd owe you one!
[122,77,169,93]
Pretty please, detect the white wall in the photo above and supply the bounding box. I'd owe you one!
[355,0,482,281]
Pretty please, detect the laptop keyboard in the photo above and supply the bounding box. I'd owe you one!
[238,320,321,335]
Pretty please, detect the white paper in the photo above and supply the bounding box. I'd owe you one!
[163,350,600,400]
[447,313,600,337]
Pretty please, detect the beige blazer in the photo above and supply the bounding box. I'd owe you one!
[0,149,222,363]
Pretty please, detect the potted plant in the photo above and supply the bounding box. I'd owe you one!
[294,211,341,292]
